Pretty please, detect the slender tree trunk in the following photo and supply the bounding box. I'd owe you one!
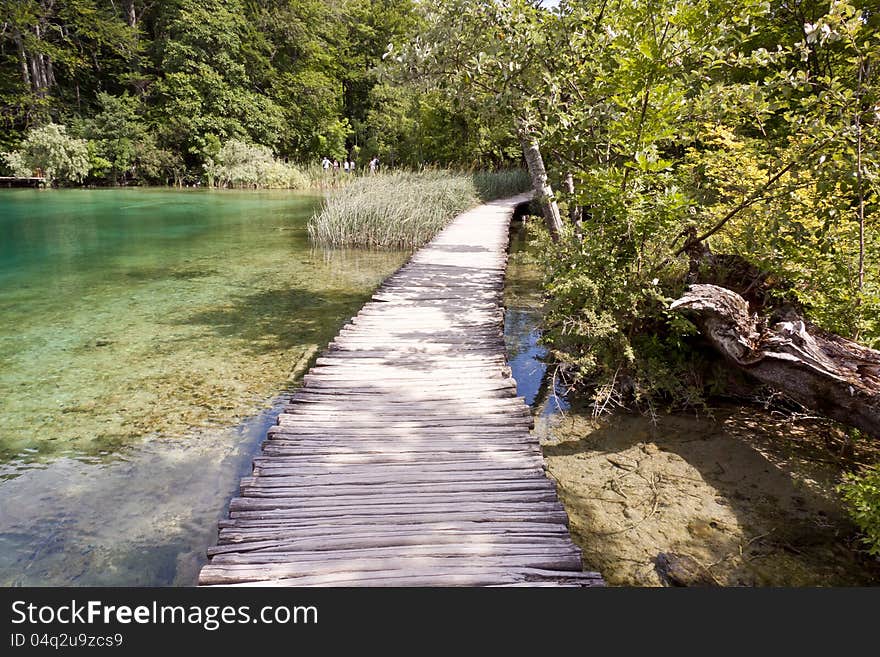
[564,171,584,239]
[16,36,31,88]
[857,117,865,292]
[29,55,40,92]
[28,23,53,97]
[518,121,563,241]
[45,56,54,87]
[564,171,580,222]
[126,0,138,28]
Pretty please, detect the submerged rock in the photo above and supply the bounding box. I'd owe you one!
[655,552,718,587]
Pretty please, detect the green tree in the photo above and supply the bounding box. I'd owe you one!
[203,138,307,188]
[2,122,89,183]
[339,0,421,156]
[0,0,138,136]
[149,0,286,162]
[79,91,168,184]
[390,0,566,231]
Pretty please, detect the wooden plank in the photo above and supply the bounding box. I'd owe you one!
[231,500,564,516]
[265,424,535,436]
[300,372,512,382]
[234,479,556,498]
[237,489,558,505]
[213,539,578,555]
[203,555,584,579]
[281,409,528,419]
[251,461,545,478]
[260,441,542,455]
[325,344,507,354]
[286,388,521,400]
[313,355,507,364]
[201,567,601,587]
[312,356,507,366]
[273,417,533,429]
[251,452,543,466]
[297,377,517,390]
[264,432,538,443]
[211,552,581,568]
[309,363,510,372]
[284,396,526,409]
[227,510,572,527]
[252,452,542,466]
[238,469,552,485]
[199,555,580,586]
[218,519,569,532]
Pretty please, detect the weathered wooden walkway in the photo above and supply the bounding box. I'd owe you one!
[199,193,604,586]
[0,176,46,188]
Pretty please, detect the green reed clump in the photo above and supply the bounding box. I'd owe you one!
[302,162,360,189]
[308,169,530,249]
[472,168,530,201]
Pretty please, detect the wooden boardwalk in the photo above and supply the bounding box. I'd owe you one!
[199,193,603,586]
[0,176,46,188]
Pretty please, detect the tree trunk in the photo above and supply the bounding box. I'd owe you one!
[518,125,563,241]
[126,0,138,28]
[671,284,880,439]
[27,23,54,97]
[563,171,585,239]
[15,36,31,88]
[564,172,581,221]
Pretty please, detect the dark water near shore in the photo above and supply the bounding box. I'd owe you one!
[503,219,568,415]
[0,188,407,585]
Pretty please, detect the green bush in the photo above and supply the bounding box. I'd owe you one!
[527,160,706,413]
[2,123,90,185]
[839,465,880,556]
[80,92,175,185]
[203,139,308,189]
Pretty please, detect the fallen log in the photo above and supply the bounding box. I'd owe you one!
[670,284,880,439]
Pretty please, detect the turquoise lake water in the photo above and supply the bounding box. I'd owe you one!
[0,188,407,585]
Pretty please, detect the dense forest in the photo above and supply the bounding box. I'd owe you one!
[0,0,517,185]
[2,1,879,555]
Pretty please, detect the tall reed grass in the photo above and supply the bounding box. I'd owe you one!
[307,169,530,249]
[302,162,360,190]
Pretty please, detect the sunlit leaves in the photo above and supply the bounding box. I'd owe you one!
[1,122,89,183]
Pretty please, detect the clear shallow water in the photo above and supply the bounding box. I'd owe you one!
[504,219,568,415]
[0,188,407,585]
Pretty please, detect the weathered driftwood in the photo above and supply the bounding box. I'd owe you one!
[671,283,880,439]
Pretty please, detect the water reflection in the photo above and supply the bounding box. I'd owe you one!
[503,218,569,415]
